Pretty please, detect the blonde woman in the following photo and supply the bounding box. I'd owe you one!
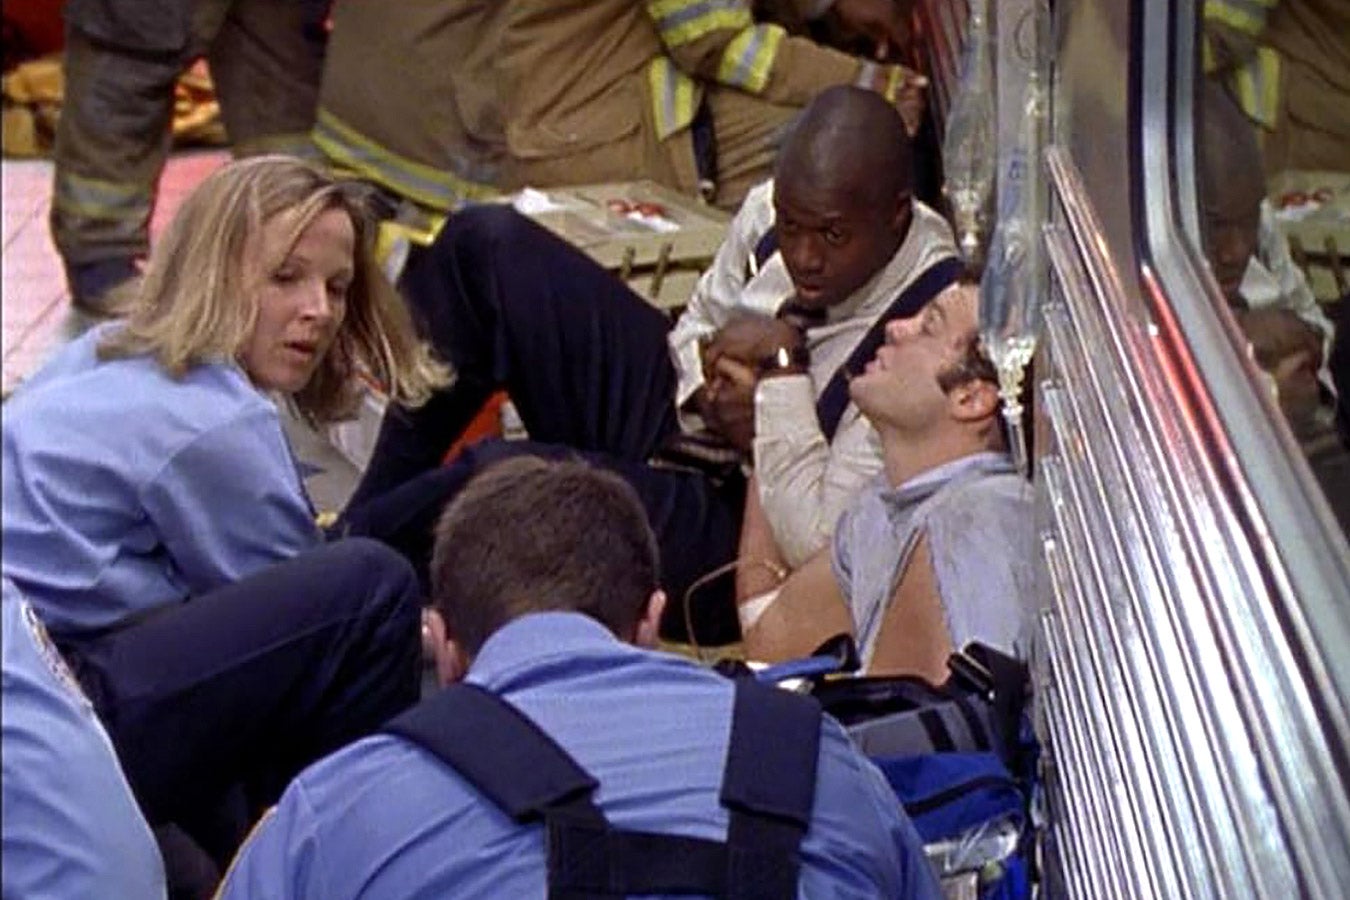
[2,156,450,874]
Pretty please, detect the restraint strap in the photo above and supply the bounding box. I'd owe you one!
[384,682,602,823]
[384,678,822,899]
[752,228,779,273]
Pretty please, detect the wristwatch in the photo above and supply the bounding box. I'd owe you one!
[757,344,811,376]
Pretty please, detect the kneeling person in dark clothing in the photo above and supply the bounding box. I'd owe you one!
[219,458,943,899]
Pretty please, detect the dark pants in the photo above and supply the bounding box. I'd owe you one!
[52,0,323,273]
[56,538,421,860]
[342,206,744,644]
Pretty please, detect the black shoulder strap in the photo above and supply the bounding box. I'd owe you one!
[721,678,823,900]
[752,227,779,273]
[385,679,821,900]
[383,682,600,822]
[815,255,965,441]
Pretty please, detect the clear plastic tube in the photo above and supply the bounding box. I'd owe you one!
[942,0,996,267]
[979,11,1050,475]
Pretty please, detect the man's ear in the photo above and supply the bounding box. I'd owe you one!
[424,607,469,687]
[633,590,668,649]
[949,379,1000,424]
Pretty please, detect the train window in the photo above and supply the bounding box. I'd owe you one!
[1137,0,1350,889]
[1035,0,1350,895]
[1192,8,1350,540]
[1136,0,1350,590]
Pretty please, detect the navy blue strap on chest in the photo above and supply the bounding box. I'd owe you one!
[752,229,780,272]
[383,678,822,899]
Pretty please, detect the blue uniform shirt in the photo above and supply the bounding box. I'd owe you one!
[2,323,320,633]
[1,578,166,897]
[218,612,943,899]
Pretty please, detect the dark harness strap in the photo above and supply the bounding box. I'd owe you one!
[814,255,965,441]
[384,682,600,822]
[720,678,822,900]
[384,677,822,899]
[752,228,779,272]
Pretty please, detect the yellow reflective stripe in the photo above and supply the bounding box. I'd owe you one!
[1203,0,1275,37]
[883,66,906,103]
[647,57,700,139]
[312,108,500,212]
[647,0,752,48]
[53,172,150,221]
[715,23,784,93]
[1231,46,1281,128]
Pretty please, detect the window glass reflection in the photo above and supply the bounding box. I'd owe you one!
[1196,2,1350,535]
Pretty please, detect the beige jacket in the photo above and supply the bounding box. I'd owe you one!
[496,0,910,194]
[315,0,506,211]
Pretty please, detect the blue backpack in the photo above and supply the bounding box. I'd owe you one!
[754,640,1038,900]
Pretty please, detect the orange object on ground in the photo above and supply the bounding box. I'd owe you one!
[443,391,507,464]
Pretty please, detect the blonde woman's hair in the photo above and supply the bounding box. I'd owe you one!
[98,155,451,423]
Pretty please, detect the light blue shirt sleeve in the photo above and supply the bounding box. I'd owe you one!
[1,582,167,899]
[803,716,945,899]
[140,408,321,593]
[218,787,326,900]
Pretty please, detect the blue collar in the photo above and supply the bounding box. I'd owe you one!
[881,451,1017,509]
[466,612,629,689]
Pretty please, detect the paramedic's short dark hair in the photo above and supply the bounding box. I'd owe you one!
[430,457,661,656]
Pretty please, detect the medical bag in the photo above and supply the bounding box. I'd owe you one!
[755,641,1039,900]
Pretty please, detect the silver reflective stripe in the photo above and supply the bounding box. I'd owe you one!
[54,172,150,222]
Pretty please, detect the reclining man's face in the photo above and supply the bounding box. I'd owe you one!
[848,283,982,428]
[773,172,911,311]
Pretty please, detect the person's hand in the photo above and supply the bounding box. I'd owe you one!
[861,63,928,136]
[831,0,912,60]
[696,315,809,451]
[704,356,758,453]
[701,314,805,379]
[1237,308,1325,433]
[1269,349,1322,428]
[1238,308,1323,371]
